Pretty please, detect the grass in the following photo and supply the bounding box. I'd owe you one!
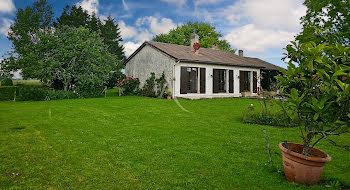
[0,94,349,189]
[12,80,42,86]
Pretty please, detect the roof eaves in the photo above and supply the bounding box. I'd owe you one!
[177,59,265,69]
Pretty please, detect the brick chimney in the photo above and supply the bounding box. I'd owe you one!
[190,34,199,52]
[239,50,243,57]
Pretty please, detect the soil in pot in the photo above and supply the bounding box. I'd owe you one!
[278,142,331,185]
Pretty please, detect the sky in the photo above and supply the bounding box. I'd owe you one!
[0,0,307,69]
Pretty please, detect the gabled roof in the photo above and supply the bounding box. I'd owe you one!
[125,41,281,71]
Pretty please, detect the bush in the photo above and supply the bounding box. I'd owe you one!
[243,110,299,127]
[142,73,156,97]
[141,72,168,98]
[16,85,47,101]
[1,78,13,86]
[117,76,140,96]
[46,90,78,100]
[105,71,125,89]
[0,86,17,101]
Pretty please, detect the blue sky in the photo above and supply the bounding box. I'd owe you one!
[0,0,307,68]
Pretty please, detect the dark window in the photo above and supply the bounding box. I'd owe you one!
[253,71,257,93]
[240,71,251,93]
[200,68,206,94]
[180,67,198,94]
[213,69,226,93]
[229,70,234,93]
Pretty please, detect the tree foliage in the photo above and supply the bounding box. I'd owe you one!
[153,21,235,53]
[35,26,115,97]
[297,0,350,45]
[277,28,350,155]
[1,0,126,95]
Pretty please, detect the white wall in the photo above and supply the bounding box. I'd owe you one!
[125,45,175,92]
[174,62,261,99]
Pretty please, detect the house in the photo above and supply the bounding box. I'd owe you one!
[125,34,281,99]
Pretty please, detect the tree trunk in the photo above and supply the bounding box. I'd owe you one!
[302,132,313,156]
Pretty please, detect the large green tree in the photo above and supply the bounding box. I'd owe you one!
[5,0,53,78]
[35,26,116,97]
[297,0,350,45]
[153,21,235,53]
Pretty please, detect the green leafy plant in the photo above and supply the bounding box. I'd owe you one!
[277,28,350,155]
[0,86,17,101]
[116,75,140,96]
[16,85,48,101]
[142,73,156,98]
[1,78,13,86]
[155,72,168,98]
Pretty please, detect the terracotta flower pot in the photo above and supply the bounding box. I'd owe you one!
[278,142,331,185]
[167,95,171,100]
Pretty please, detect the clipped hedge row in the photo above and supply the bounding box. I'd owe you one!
[0,85,80,101]
[0,86,17,101]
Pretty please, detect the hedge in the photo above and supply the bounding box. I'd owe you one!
[0,86,17,101]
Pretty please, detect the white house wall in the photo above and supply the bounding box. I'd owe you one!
[174,62,261,99]
[125,45,175,92]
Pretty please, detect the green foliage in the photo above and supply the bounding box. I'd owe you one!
[297,0,350,45]
[35,26,115,97]
[142,73,157,98]
[278,29,350,154]
[16,85,47,101]
[155,72,168,98]
[5,0,54,78]
[153,21,235,53]
[242,96,299,128]
[46,90,78,100]
[117,76,140,96]
[106,71,125,89]
[1,78,13,86]
[0,86,16,101]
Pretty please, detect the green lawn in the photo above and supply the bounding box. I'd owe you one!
[0,95,349,189]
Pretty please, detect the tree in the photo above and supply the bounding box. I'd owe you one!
[153,21,235,53]
[5,0,53,78]
[35,26,116,97]
[55,7,126,88]
[277,28,350,155]
[54,5,90,29]
[297,0,350,45]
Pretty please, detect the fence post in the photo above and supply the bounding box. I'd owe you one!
[264,130,273,167]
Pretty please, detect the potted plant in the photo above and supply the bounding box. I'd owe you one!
[276,30,350,185]
[165,91,172,100]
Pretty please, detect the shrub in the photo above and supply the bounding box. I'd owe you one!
[1,78,13,86]
[46,90,78,100]
[142,73,156,97]
[117,76,140,96]
[243,109,299,128]
[0,86,17,101]
[16,85,47,101]
[156,72,168,98]
[106,71,125,89]
[141,72,168,98]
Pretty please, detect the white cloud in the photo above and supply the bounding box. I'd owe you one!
[224,24,294,52]
[76,0,99,15]
[118,21,137,40]
[0,18,13,36]
[120,16,177,57]
[123,42,142,57]
[136,16,176,35]
[0,0,15,13]
[194,0,223,7]
[222,0,306,32]
[122,0,129,10]
[160,0,187,7]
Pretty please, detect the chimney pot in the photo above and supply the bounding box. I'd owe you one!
[239,50,243,57]
[190,34,199,52]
